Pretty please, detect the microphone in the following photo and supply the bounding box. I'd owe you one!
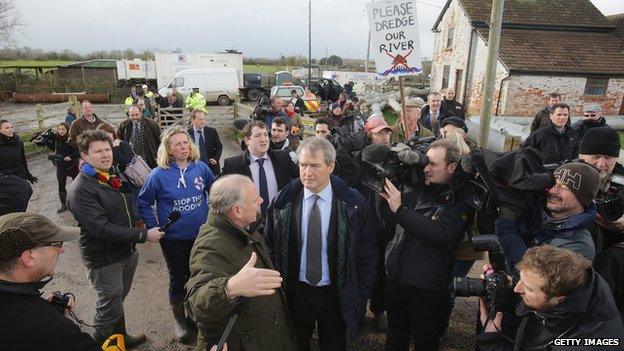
[159,211,181,231]
[362,144,390,164]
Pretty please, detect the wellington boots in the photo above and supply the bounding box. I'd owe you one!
[172,302,191,343]
[114,314,147,347]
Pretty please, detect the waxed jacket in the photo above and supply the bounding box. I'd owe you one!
[117,117,161,169]
[185,212,298,351]
[263,175,378,331]
[66,171,147,268]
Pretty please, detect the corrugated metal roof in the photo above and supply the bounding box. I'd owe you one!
[61,59,117,69]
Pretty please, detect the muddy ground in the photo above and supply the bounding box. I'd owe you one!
[21,104,481,350]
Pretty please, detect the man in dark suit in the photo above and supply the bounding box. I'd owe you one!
[188,109,223,175]
[117,105,161,169]
[264,136,378,351]
[221,120,298,218]
[420,91,454,136]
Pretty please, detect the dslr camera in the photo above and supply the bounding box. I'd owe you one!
[50,291,71,314]
[453,235,510,316]
[251,95,273,120]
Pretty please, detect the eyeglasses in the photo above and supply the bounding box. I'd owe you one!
[42,241,63,248]
[584,113,597,117]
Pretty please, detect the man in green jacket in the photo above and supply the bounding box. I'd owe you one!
[186,174,298,351]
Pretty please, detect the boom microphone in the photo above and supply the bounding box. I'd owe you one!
[362,144,390,164]
[159,211,181,231]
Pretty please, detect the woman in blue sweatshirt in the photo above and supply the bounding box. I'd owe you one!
[138,126,215,343]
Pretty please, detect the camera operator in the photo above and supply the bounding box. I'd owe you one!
[254,95,289,130]
[576,127,624,320]
[380,139,476,350]
[496,160,601,269]
[477,245,624,350]
[0,212,100,351]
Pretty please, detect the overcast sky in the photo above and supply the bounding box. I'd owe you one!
[13,0,624,60]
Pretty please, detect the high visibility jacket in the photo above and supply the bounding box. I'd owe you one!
[145,91,154,99]
[185,93,207,112]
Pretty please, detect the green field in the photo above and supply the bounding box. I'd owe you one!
[243,64,293,75]
[0,60,73,68]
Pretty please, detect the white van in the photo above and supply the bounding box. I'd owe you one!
[158,68,239,105]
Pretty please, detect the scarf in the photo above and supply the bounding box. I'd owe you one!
[81,162,121,190]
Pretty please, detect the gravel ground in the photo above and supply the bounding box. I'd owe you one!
[20,104,482,350]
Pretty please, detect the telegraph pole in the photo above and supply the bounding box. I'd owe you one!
[478,0,505,149]
[308,0,312,83]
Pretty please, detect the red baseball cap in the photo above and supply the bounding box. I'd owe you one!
[364,115,392,134]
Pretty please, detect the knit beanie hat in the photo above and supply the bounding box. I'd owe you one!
[553,163,600,207]
[579,127,621,157]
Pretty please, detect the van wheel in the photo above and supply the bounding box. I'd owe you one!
[217,95,230,106]
[247,89,262,102]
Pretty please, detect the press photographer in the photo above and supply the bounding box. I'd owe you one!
[0,212,100,351]
[477,245,624,350]
[380,139,476,350]
[33,122,80,213]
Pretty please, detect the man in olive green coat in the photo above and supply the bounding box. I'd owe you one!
[392,102,434,144]
[185,174,298,351]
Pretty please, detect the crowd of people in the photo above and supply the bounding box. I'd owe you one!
[0,85,623,351]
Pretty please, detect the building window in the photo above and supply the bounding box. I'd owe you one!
[583,78,608,96]
[442,65,450,90]
[446,27,454,49]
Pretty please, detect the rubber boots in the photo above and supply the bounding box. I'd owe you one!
[172,301,191,343]
[114,314,147,347]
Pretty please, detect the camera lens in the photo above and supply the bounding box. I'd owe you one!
[453,277,486,297]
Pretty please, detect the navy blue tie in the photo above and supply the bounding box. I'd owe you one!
[197,130,208,164]
[256,158,269,217]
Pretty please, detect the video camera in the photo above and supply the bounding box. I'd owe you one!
[251,95,273,121]
[47,154,65,165]
[30,128,55,147]
[360,138,432,193]
[453,235,510,316]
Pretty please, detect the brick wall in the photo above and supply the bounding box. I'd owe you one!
[502,75,624,117]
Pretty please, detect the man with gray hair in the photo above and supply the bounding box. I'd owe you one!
[572,102,610,140]
[185,174,298,351]
[264,136,378,350]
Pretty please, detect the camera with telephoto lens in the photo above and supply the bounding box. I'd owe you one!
[454,235,510,315]
[50,291,71,314]
[360,138,431,193]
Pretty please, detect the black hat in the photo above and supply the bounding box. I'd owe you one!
[554,163,600,207]
[441,117,468,133]
[579,127,620,157]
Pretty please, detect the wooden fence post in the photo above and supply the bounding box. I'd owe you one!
[36,104,44,130]
[233,96,240,118]
[71,95,81,117]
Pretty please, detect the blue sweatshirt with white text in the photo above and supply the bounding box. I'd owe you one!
[138,161,215,240]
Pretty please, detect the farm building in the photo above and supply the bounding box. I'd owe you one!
[430,0,624,117]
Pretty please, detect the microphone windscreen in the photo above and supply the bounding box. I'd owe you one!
[362,144,390,164]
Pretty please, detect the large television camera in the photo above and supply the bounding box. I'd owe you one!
[360,138,432,193]
[251,95,273,121]
[453,235,511,316]
[30,128,55,146]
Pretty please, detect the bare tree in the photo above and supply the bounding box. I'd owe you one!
[0,0,23,45]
